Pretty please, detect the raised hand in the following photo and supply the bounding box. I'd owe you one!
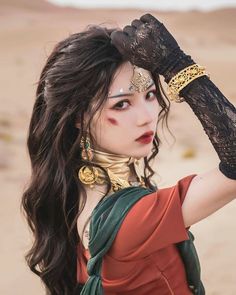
[111,13,194,82]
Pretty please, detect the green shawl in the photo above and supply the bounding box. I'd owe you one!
[80,186,205,295]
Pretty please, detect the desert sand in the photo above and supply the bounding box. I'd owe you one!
[0,0,235,294]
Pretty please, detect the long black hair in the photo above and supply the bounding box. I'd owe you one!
[21,26,170,294]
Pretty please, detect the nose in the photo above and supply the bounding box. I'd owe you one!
[136,102,157,127]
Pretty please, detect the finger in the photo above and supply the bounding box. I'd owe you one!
[123,25,136,37]
[140,13,162,26]
[131,19,143,29]
[110,31,130,53]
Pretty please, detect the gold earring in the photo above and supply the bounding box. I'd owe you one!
[78,166,99,186]
[78,136,99,186]
[80,136,93,161]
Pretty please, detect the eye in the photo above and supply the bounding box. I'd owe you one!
[146,89,157,100]
[112,100,130,111]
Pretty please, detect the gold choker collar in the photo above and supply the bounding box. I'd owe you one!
[78,149,145,193]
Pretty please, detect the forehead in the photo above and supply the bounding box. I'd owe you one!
[109,62,153,94]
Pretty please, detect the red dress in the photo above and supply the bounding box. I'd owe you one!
[77,174,196,294]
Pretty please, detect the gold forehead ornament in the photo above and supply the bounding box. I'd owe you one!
[129,66,153,93]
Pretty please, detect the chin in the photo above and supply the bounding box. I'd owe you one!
[130,147,153,159]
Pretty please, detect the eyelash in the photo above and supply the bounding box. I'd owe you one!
[112,90,157,111]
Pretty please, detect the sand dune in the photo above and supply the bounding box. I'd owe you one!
[0,1,235,294]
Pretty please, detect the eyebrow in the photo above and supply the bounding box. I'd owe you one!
[108,82,155,99]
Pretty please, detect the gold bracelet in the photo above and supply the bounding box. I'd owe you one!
[167,64,208,103]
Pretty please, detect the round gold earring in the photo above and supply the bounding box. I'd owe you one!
[78,166,99,186]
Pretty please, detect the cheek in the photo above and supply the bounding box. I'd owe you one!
[107,117,118,126]
[153,101,161,118]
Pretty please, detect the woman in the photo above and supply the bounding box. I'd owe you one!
[22,13,236,295]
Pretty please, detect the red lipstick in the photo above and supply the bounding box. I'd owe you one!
[135,131,154,144]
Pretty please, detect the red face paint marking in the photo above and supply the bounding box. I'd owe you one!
[108,118,118,125]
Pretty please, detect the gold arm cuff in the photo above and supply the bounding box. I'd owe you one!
[167,64,209,103]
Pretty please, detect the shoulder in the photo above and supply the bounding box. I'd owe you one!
[108,174,196,260]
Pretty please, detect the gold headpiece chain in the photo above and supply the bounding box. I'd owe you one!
[129,66,153,93]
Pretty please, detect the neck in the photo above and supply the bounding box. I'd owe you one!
[90,148,145,192]
[92,149,132,181]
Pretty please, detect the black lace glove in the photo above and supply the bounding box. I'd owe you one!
[110,13,194,82]
[111,14,236,179]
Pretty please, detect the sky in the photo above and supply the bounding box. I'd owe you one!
[48,0,236,11]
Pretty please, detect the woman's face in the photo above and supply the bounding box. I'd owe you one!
[87,62,160,159]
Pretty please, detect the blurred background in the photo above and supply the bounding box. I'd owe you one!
[0,0,236,294]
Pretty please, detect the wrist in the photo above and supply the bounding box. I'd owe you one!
[167,64,208,103]
[158,49,195,83]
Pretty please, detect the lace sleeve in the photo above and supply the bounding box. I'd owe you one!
[180,75,236,179]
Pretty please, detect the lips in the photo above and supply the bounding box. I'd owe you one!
[135,131,154,144]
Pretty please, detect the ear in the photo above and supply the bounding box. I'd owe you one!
[75,112,89,129]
